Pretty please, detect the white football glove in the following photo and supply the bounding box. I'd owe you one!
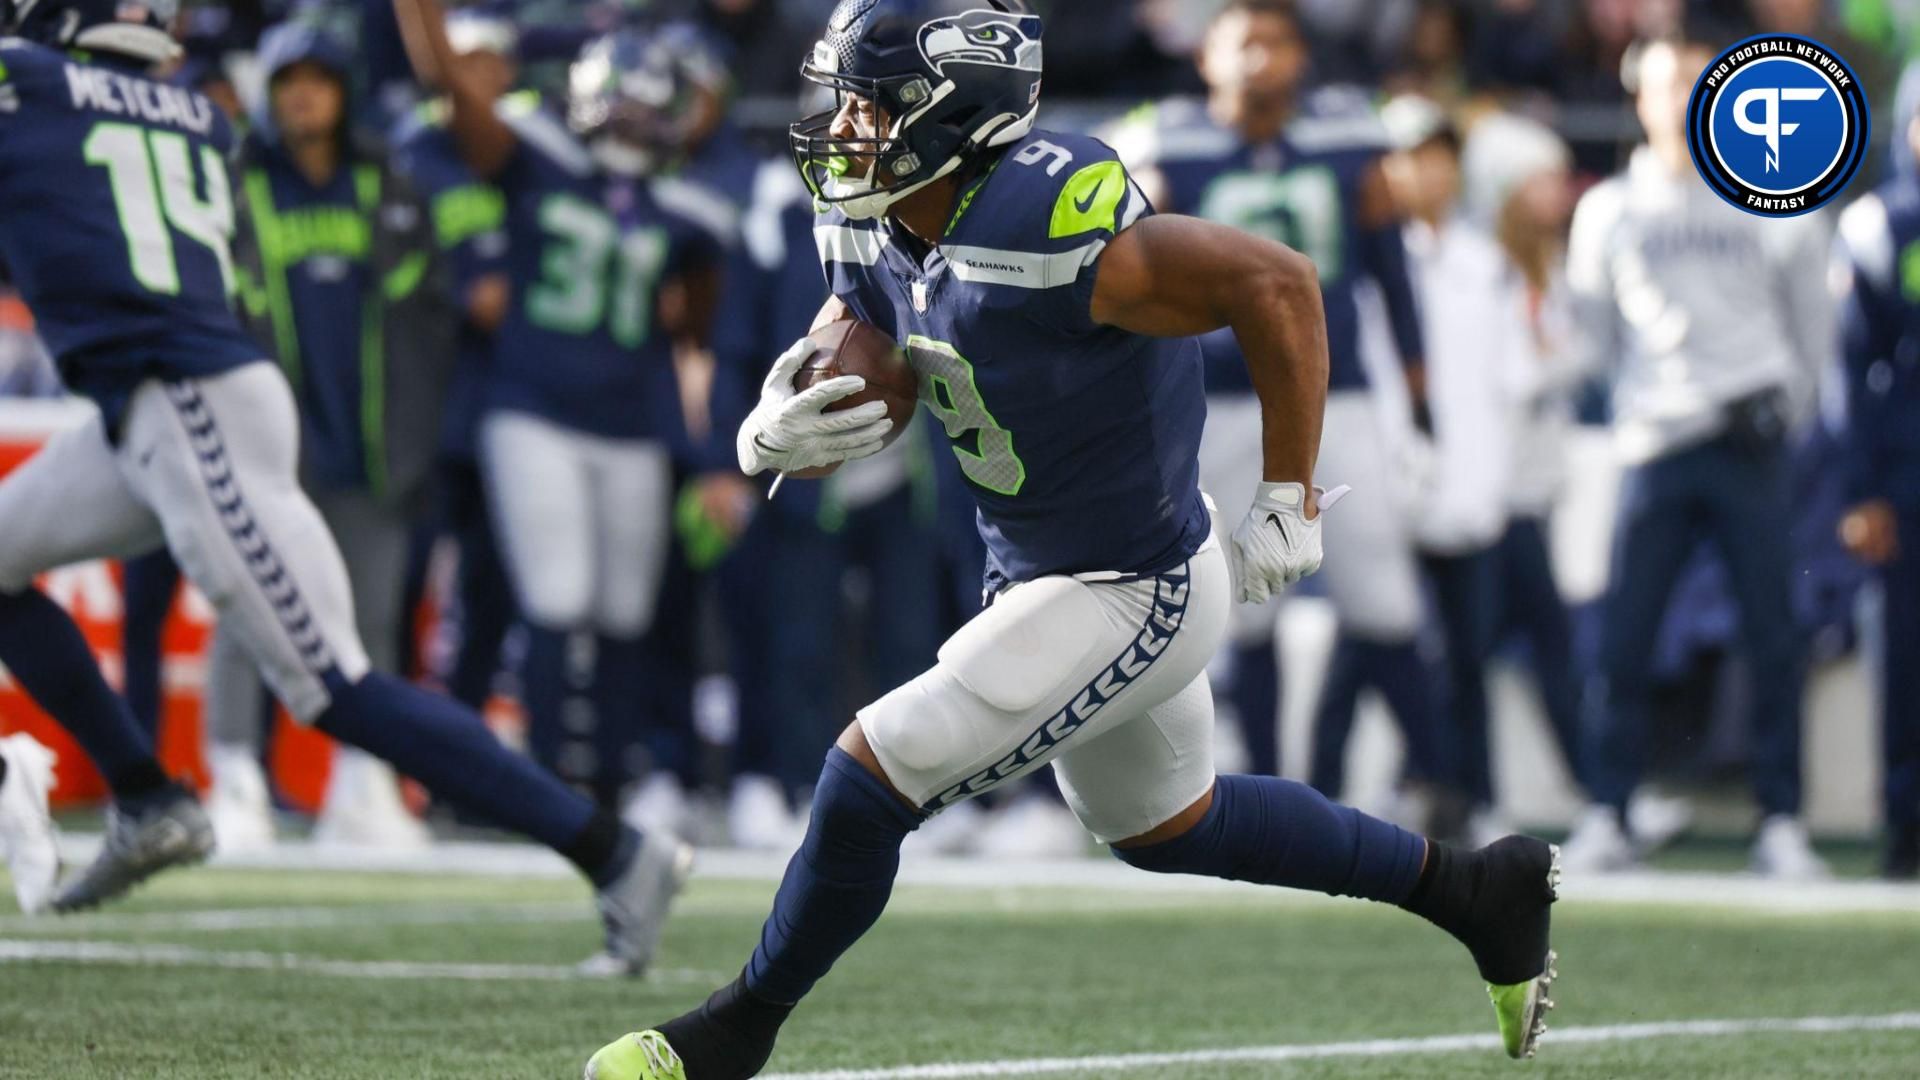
[1229,482,1351,604]
[737,336,894,477]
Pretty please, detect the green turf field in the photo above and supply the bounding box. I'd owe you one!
[2,863,1918,1078]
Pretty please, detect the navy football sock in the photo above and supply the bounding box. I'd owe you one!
[1228,640,1281,775]
[745,748,921,1004]
[591,633,649,804]
[519,626,578,783]
[316,672,630,879]
[1113,773,1426,904]
[0,589,171,807]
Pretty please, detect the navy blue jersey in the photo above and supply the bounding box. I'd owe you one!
[393,105,508,461]
[488,106,718,441]
[0,41,257,418]
[1838,175,1920,508]
[818,129,1209,590]
[241,143,376,491]
[1114,93,1422,393]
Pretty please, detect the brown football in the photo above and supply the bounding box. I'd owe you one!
[788,319,917,477]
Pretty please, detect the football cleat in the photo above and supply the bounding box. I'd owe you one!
[1480,843,1560,1059]
[0,733,61,914]
[585,1030,686,1080]
[1489,949,1558,1060]
[1750,815,1831,880]
[50,786,214,912]
[580,832,695,977]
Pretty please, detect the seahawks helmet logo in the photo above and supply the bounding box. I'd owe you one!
[917,10,1042,75]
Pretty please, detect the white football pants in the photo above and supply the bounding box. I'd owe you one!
[859,521,1231,845]
[0,362,367,721]
[480,410,672,639]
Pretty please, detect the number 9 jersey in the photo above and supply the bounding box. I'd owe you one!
[0,40,259,419]
[817,129,1209,593]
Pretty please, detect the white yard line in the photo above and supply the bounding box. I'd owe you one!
[0,901,586,935]
[0,938,723,983]
[56,832,1920,917]
[758,1012,1920,1080]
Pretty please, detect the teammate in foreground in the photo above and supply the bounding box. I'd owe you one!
[588,2,1557,1075]
[0,0,687,972]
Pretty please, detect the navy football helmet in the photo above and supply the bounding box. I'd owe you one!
[568,26,701,176]
[2,0,181,64]
[791,0,1043,219]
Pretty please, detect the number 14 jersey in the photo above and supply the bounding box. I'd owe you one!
[0,41,258,417]
[817,130,1209,591]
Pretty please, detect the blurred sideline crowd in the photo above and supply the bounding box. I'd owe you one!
[3,0,1920,879]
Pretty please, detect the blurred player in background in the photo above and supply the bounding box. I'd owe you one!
[1561,29,1833,879]
[1376,95,1521,844]
[1835,86,1920,879]
[1114,0,1444,807]
[392,0,722,812]
[588,2,1559,1076]
[0,0,686,973]
[619,21,789,850]
[205,23,453,851]
[390,9,519,722]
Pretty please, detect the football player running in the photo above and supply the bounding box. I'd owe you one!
[587,2,1559,1076]
[0,0,688,972]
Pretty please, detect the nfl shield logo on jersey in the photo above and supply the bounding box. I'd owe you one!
[1685,33,1868,217]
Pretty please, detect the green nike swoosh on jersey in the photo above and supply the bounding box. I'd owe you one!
[1050,160,1128,239]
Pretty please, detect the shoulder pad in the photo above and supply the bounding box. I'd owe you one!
[961,131,1148,249]
[744,159,807,269]
[502,104,591,177]
[652,176,740,246]
[1108,97,1237,167]
[1839,192,1894,291]
[814,209,885,270]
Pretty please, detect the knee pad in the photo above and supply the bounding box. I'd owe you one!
[806,749,922,861]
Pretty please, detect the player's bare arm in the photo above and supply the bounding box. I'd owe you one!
[1093,214,1337,603]
[1090,214,1327,503]
[392,0,517,177]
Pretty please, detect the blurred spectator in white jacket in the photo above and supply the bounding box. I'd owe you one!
[1381,94,1524,842]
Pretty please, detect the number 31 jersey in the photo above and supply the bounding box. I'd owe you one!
[817,130,1209,592]
[489,108,719,443]
[0,41,258,415]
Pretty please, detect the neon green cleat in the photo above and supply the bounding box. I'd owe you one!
[1487,948,1558,1059]
[585,1030,687,1080]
